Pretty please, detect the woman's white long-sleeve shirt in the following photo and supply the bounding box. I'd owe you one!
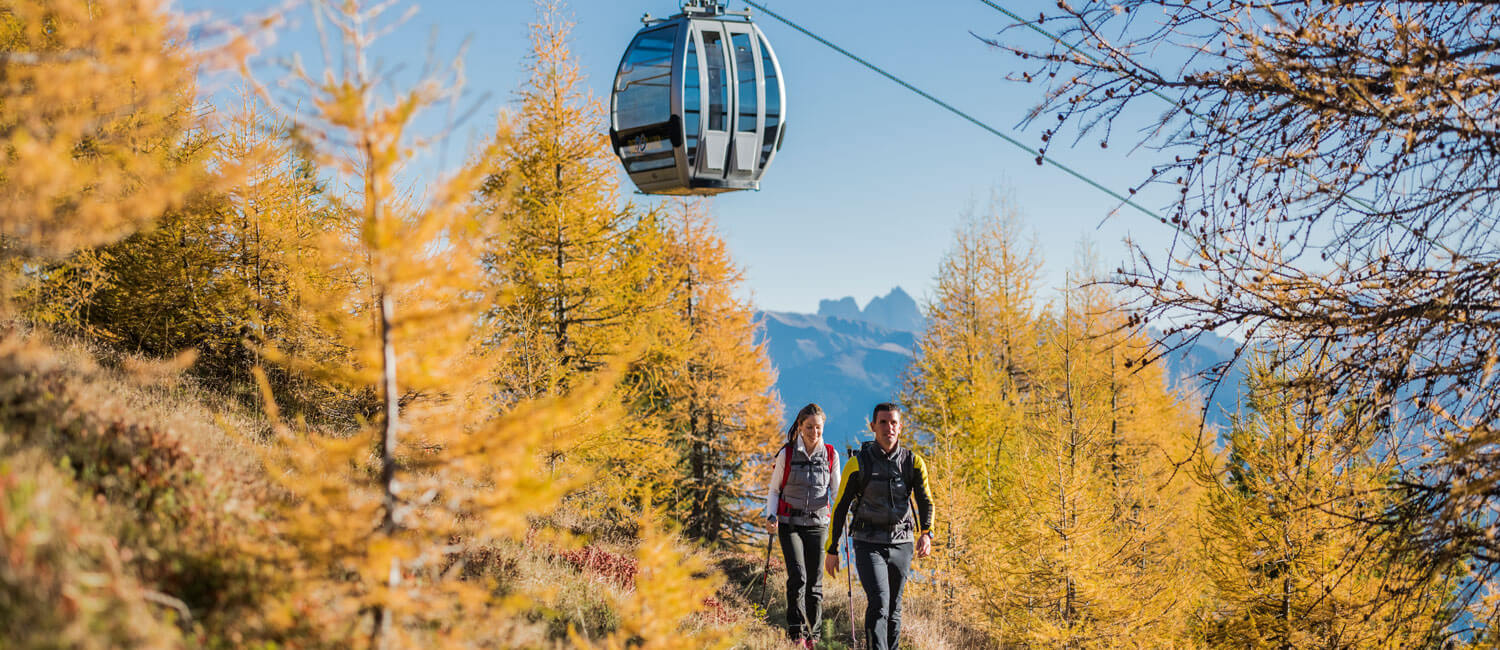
[762,438,840,520]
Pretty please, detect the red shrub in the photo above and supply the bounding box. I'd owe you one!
[558,545,638,588]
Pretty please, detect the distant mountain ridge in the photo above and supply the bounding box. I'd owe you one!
[756,288,1247,451]
[1151,328,1249,433]
[755,287,924,451]
[756,309,917,451]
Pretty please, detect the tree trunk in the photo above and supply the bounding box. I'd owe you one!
[374,288,400,649]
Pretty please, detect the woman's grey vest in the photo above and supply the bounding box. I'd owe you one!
[778,440,833,527]
[850,441,916,545]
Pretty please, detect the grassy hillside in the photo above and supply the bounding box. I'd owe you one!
[0,329,976,648]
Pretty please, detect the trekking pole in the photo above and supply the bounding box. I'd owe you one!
[845,445,858,650]
[760,529,775,614]
[846,533,857,650]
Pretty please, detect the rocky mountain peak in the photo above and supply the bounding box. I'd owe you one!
[816,296,861,322]
[813,287,925,333]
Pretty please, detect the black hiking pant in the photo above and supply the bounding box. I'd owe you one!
[778,523,828,640]
[853,540,913,650]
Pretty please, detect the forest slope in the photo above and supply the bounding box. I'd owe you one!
[0,330,976,648]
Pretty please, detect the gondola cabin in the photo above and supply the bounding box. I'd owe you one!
[610,1,785,195]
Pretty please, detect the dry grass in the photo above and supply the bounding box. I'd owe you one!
[719,543,988,650]
[0,327,314,647]
[901,582,995,650]
[0,450,184,649]
[729,544,1001,649]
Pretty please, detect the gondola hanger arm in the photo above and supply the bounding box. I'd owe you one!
[679,0,751,19]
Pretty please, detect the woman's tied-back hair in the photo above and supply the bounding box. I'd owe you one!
[786,403,826,448]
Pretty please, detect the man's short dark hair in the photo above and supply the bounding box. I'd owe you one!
[871,402,901,423]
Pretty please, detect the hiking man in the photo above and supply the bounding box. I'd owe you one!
[824,402,934,650]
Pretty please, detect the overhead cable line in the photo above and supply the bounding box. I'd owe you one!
[739,0,1164,223]
[969,0,1387,215]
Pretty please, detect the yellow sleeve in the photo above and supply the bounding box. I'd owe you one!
[825,454,861,554]
[830,453,859,511]
[912,453,935,535]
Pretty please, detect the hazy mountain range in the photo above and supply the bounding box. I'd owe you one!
[1152,328,1249,434]
[757,290,922,452]
[756,287,1247,451]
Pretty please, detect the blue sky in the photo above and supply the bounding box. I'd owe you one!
[181,0,1183,314]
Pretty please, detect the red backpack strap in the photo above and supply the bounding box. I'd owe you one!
[825,443,835,476]
[778,443,793,492]
[776,444,793,516]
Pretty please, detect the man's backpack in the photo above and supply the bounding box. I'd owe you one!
[850,442,918,531]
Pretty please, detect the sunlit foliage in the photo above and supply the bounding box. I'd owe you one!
[1007,0,1500,629]
[1195,353,1461,648]
[0,0,210,261]
[904,197,1204,646]
[640,199,780,546]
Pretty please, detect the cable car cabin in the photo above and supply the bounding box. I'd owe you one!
[610,2,785,195]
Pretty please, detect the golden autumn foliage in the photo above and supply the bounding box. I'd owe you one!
[480,2,674,400]
[53,91,355,418]
[1014,0,1500,620]
[904,198,1204,647]
[643,199,780,546]
[16,0,1492,647]
[1195,353,1461,648]
[244,1,603,644]
[239,2,734,647]
[477,4,719,532]
[997,270,1203,647]
[0,0,794,648]
[0,0,211,262]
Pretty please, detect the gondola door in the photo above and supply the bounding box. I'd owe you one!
[691,22,731,179]
[723,22,761,183]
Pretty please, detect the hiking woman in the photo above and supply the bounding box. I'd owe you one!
[764,403,841,649]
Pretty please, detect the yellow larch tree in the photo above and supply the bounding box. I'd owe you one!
[902,196,1042,629]
[480,2,673,399]
[479,2,679,515]
[1195,353,1460,648]
[209,93,354,417]
[989,266,1201,647]
[245,1,605,645]
[1,0,231,335]
[0,0,210,264]
[904,200,1206,646]
[641,198,779,546]
[1016,2,1500,616]
[21,87,360,428]
[251,2,723,647]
